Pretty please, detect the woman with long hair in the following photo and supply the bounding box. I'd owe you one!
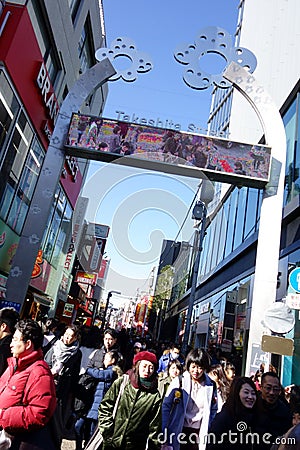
[207,376,258,450]
[208,364,231,412]
[97,350,161,449]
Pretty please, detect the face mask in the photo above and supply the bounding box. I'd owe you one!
[171,351,179,360]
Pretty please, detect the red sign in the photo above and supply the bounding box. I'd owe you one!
[0,4,83,208]
[75,271,97,285]
[98,259,108,279]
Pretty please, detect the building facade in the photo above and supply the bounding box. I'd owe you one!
[163,0,300,383]
[0,0,108,320]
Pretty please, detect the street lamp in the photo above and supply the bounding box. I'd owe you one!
[181,200,207,356]
[100,290,121,331]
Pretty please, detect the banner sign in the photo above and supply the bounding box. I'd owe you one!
[65,113,272,188]
[75,271,97,285]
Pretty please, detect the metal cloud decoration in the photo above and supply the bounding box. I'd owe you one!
[95,37,153,82]
[174,26,257,90]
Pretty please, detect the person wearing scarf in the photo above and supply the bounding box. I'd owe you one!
[44,324,82,444]
[98,350,162,450]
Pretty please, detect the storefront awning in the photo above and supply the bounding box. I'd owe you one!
[33,293,52,307]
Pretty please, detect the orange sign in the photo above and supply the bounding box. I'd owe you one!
[31,250,43,278]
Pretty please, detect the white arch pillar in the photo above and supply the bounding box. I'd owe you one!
[223,62,286,375]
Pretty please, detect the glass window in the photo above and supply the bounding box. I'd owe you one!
[10,111,34,181]
[42,187,73,268]
[0,71,45,234]
[224,188,238,258]
[68,0,81,22]
[205,220,216,274]
[216,204,228,265]
[18,140,44,201]
[233,187,247,250]
[43,188,65,262]
[0,71,20,155]
[294,95,300,200]
[211,210,223,269]
[244,188,259,240]
[0,111,33,202]
[30,0,60,85]
[78,16,95,73]
[5,139,44,234]
[51,201,72,268]
[283,98,297,204]
[199,226,210,282]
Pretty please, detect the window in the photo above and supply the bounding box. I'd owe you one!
[0,71,20,155]
[233,187,247,250]
[0,137,44,234]
[30,0,60,85]
[42,186,72,269]
[283,97,298,204]
[78,16,95,73]
[68,0,81,22]
[0,71,45,234]
[244,188,259,240]
[224,189,238,258]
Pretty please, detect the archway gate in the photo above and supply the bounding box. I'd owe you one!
[5,56,286,376]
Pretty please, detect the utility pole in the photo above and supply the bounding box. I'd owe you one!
[181,201,207,356]
[100,290,121,331]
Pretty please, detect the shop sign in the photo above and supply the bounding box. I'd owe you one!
[200,301,210,314]
[98,259,108,279]
[61,155,80,182]
[36,62,59,124]
[0,220,19,273]
[261,335,294,356]
[62,302,74,318]
[221,338,232,352]
[75,271,97,285]
[0,300,21,312]
[0,274,7,289]
[31,249,43,278]
[286,293,300,310]
[86,223,110,239]
[64,197,88,271]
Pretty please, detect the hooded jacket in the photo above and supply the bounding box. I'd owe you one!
[0,348,56,431]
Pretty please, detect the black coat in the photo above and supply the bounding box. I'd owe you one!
[44,345,82,403]
[255,396,293,449]
[207,403,257,450]
[0,334,12,376]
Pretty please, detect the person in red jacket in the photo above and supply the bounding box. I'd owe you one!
[0,319,57,450]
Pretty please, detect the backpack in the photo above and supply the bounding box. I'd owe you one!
[73,373,98,417]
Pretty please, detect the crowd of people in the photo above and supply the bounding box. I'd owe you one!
[0,307,299,450]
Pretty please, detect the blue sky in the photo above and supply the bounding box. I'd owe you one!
[84,0,239,297]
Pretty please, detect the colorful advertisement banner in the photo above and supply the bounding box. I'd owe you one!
[65,114,272,188]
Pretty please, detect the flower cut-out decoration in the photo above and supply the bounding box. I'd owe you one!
[174,26,257,90]
[95,37,153,82]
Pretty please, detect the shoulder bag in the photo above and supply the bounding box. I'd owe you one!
[84,374,129,450]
